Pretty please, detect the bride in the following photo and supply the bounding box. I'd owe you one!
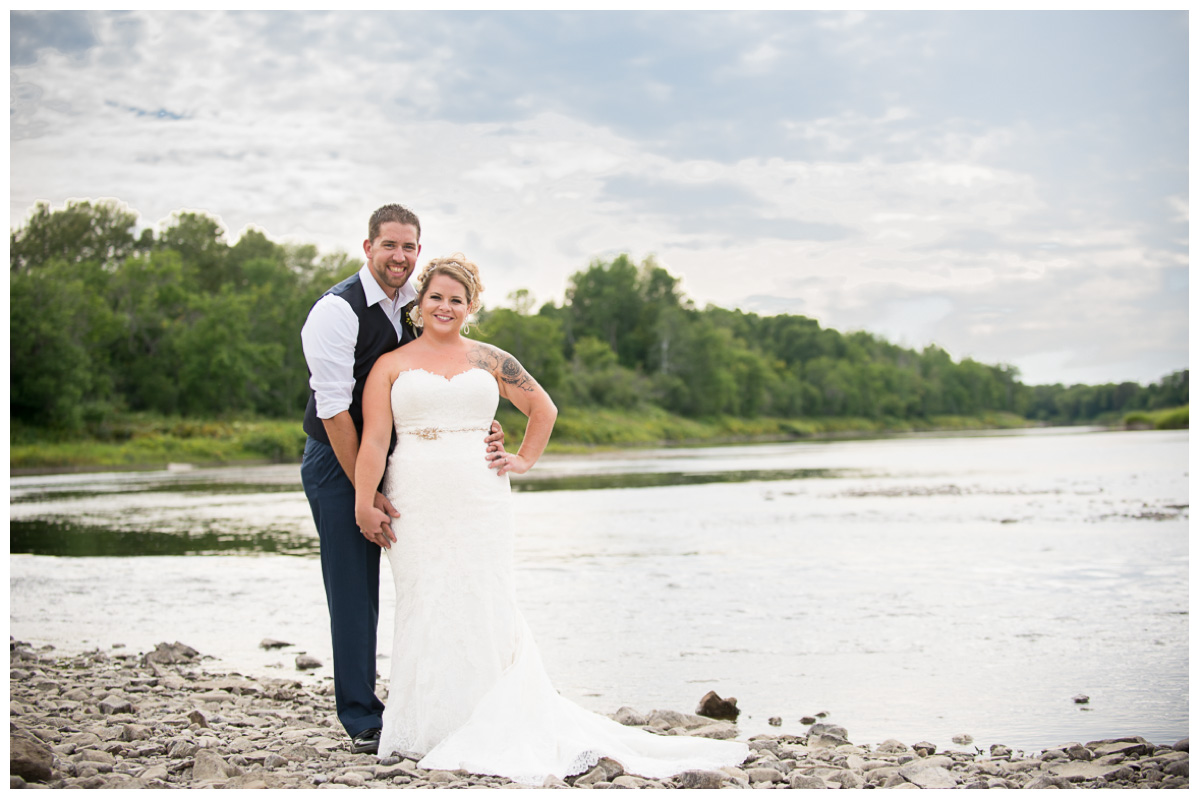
[353,255,748,785]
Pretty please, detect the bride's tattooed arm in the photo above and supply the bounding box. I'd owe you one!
[467,344,537,393]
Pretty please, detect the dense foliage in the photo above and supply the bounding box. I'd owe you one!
[10,200,1188,435]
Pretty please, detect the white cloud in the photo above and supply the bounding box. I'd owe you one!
[8,9,1187,386]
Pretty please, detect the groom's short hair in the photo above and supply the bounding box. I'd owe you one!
[368,204,421,243]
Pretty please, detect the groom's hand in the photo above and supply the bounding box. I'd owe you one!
[373,491,399,546]
[485,420,506,474]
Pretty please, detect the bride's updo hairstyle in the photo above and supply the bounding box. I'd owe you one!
[413,254,485,331]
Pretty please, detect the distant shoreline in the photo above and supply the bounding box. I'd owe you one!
[10,411,1055,475]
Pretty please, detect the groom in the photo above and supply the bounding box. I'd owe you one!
[300,203,503,753]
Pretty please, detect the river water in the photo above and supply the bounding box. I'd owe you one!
[9,427,1188,752]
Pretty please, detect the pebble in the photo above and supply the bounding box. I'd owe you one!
[7,638,1188,790]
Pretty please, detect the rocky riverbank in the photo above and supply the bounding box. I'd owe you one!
[10,640,1189,789]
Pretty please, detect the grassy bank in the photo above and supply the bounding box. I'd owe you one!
[12,408,1035,473]
[10,417,307,472]
[1121,405,1188,430]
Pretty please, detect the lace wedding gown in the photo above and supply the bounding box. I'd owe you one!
[377,368,749,784]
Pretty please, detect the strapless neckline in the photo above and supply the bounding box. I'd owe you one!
[396,367,491,383]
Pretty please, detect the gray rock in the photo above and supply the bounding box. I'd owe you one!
[278,744,320,762]
[1173,738,1189,752]
[1164,758,1188,778]
[911,740,937,757]
[574,765,608,786]
[63,732,102,749]
[674,769,728,789]
[1073,694,1090,704]
[689,722,739,740]
[865,766,901,784]
[898,760,957,789]
[98,695,134,715]
[612,775,647,788]
[951,733,973,745]
[789,773,827,789]
[647,709,709,730]
[1092,740,1150,759]
[1065,743,1093,761]
[76,748,115,765]
[829,769,865,789]
[808,733,850,750]
[876,739,911,754]
[260,638,293,650]
[103,774,148,789]
[746,767,784,784]
[611,706,647,727]
[695,690,739,721]
[120,723,152,741]
[167,739,200,758]
[10,735,55,783]
[11,776,27,789]
[140,764,169,782]
[808,722,849,739]
[295,655,323,671]
[768,717,782,727]
[1047,760,1126,781]
[193,749,240,782]
[142,641,199,666]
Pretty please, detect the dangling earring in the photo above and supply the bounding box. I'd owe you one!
[461,321,471,335]
[409,307,424,329]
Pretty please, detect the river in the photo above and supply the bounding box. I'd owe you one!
[9,426,1188,752]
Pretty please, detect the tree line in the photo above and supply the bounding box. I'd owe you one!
[11,200,1187,433]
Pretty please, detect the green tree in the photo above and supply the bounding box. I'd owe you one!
[475,303,568,394]
[563,255,643,365]
[158,211,232,293]
[11,199,146,272]
[10,260,118,428]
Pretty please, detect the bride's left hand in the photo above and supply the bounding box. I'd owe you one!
[493,451,531,477]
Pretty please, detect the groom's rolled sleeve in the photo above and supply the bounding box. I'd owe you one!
[301,294,359,420]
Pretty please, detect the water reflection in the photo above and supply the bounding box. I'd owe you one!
[9,464,852,559]
[10,519,318,558]
[11,482,302,505]
[513,467,844,492]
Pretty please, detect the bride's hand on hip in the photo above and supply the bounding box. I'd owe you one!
[493,451,531,477]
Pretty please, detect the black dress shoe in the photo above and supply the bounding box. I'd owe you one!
[351,728,381,754]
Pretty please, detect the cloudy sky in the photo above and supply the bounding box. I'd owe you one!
[9,9,1189,386]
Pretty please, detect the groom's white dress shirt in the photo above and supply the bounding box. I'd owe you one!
[301,263,416,421]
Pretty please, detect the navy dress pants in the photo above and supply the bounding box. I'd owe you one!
[300,437,385,737]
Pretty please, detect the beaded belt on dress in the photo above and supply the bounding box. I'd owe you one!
[397,425,490,440]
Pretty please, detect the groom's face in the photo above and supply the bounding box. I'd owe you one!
[364,221,421,299]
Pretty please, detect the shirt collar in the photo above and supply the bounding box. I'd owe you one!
[358,263,417,308]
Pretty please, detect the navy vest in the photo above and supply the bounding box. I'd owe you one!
[302,272,415,445]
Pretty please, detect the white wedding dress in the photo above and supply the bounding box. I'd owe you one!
[377,368,748,785]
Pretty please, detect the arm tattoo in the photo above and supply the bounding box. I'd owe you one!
[468,345,537,392]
